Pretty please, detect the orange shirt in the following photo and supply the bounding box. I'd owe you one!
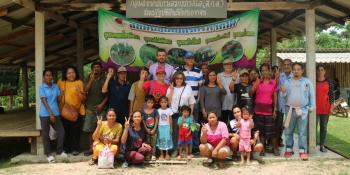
[58,80,86,115]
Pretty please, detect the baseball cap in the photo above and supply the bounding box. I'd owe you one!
[117,66,127,73]
[223,59,234,64]
[239,68,249,76]
[184,51,195,59]
[156,66,166,74]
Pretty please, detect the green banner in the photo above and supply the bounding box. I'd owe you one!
[98,8,259,69]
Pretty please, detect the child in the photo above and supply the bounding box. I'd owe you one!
[142,95,159,161]
[156,96,174,160]
[237,107,254,164]
[177,105,193,160]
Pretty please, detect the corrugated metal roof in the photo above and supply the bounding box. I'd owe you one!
[277,52,350,63]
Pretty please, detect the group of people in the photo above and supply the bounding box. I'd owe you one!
[39,48,334,168]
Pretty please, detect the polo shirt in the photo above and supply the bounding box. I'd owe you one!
[39,83,61,117]
[108,80,130,116]
[176,65,204,99]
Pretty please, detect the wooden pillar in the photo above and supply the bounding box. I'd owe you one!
[76,28,84,79]
[22,63,29,109]
[305,8,316,154]
[270,28,277,65]
[35,11,45,130]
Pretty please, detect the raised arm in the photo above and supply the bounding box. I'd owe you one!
[102,68,114,93]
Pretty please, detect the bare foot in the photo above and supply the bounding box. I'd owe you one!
[186,155,192,160]
[247,159,251,164]
[177,155,182,161]
[240,160,245,165]
[165,154,170,161]
[159,154,164,161]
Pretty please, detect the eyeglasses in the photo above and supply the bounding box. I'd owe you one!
[175,77,183,80]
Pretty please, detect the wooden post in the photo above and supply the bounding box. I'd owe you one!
[76,28,84,79]
[270,28,278,65]
[22,63,29,109]
[305,8,316,155]
[35,11,45,130]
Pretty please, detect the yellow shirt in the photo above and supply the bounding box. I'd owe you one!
[58,80,86,115]
[99,121,123,140]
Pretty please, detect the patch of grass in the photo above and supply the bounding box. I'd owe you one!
[323,116,350,158]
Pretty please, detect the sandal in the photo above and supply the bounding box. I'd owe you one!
[88,158,96,165]
[284,151,294,158]
[177,155,182,161]
[299,153,308,161]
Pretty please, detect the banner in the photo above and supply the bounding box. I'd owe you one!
[98,8,259,70]
[0,65,20,96]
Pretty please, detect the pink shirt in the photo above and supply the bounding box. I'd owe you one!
[239,119,251,139]
[254,79,277,115]
[143,80,169,102]
[204,121,229,147]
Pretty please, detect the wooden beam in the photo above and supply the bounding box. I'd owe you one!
[270,28,277,65]
[273,9,304,27]
[35,11,44,131]
[322,1,350,16]
[315,10,345,25]
[76,28,84,79]
[22,63,29,109]
[38,2,114,11]
[0,12,35,29]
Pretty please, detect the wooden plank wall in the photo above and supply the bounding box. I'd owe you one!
[325,63,350,88]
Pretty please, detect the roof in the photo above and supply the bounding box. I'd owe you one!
[0,0,349,69]
[277,49,350,63]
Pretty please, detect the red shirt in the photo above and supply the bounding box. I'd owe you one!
[316,80,331,115]
[143,80,169,102]
[254,79,277,115]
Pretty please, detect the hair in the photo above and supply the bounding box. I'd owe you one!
[106,108,117,116]
[139,67,149,74]
[283,59,292,64]
[158,96,168,103]
[316,64,326,71]
[62,66,80,81]
[91,61,102,69]
[232,105,241,112]
[204,70,217,86]
[241,107,250,114]
[207,111,218,118]
[292,62,304,70]
[171,71,186,87]
[180,105,191,114]
[157,48,167,55]
[145,95,155,102]
[200,62,209,67]
[43,69,53,76]
[259,63,271,72]
[248,68,259,74]
[272,65,279,70]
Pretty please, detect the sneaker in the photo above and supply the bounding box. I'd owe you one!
[122,161,128,168]
[299,153,308,161]
[284,151,294,158]
[320,146,327,153]
[151,155,156,161]
[273,149,280,156]
[57,152,68,158]
[206,158,213,164]
[47,155,55,163]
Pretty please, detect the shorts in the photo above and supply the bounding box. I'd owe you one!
[204,143,232,156]
[83,109,106,132]
[254,115,275,138]
[239,138,251,152]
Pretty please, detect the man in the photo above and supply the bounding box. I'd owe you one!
[276,59,293,147]
[229,69,253,111]
[102,66,130,125]
[83,62,108,156]
[281,63,315,161]
[149,49,175,84]
[218,59,239,124]
[176,51,204,156]
[200,62,209,83]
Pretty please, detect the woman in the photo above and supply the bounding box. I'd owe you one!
[89,108,123,165]
[128,67,149,115]
[39,69,66,163]
[316,65,334,152]
[58,66,86,156]
[166,71,196,156]
[199,70,226,120]
[199,112,230,168]
[249,63,279,156]
[143,66,169,104]
[121,111,151,168]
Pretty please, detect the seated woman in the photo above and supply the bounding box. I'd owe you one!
[199,112,230,168]
[88,108,123,165]
[121,111,151,168]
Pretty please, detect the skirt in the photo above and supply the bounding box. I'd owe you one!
[156,125,173,150]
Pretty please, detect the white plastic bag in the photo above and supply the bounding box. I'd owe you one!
[97,145,114,169]
[49,125,57,140]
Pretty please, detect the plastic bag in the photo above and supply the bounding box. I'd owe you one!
[49,125,57,140]
[97,145,114,169]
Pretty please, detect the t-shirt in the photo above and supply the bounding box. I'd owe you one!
[228,119,239,134]
[85,77,105,110]
[143,80,169,102]
[108,80,130,116]
[166,85,196,113]
[128,81,146,112]
[287,79,302,107]
[157,108,173,126]
[203,121,229,147]
[218,72,237,110]
[177,116,193,129]
[142,109,159,129]
[57,80,86,115]
[39,83,61,117]
[199,85,227,118]
[125,126,147,152]
[99,121,123,140]
[254,79,277,115]
[239,119,251,139]
[149,63,175,84]
[234,84,253,111]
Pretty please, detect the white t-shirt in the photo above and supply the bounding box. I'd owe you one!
[157,108,174,126]
[166,85,196,113]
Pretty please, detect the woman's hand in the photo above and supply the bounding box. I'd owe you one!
[201,123,208,134]
[49,112,56,123]
[142,143,151,149]
[217,76,222,87]
[169,82,174,91]
[124,116,130,129]
[232,70,238,82]
[96,115,103,126]
[212,148,218,158]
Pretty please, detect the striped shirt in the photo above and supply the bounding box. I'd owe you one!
[176,66,204,99]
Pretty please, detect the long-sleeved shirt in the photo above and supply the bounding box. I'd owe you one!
[278,72,293,113]
[199,85,227,118]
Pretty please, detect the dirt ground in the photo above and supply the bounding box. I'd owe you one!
[0,159,349,175]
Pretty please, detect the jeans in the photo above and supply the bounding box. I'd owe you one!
[40,116,65,155]
[316,114,329,146]
[284,107,308,153]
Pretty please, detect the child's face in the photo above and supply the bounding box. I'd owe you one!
[159,99,168,108]
[242,111,250,120]
[146,100,154,109]
[182,110,189,117]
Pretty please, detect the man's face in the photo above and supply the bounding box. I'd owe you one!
[283,60,292,73]
[185,58,194,67]
[201,64,209,74]
[118,71,127,81]
[223,63,233,72]
[92,65,102,75]
[240,74,249,84]
[157,51,167,63]
[292,64,303,77]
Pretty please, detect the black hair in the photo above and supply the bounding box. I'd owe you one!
[140,67,149,74]
[91,61,102,69]
[62,65,80,81]
[259,63,271,72]
[180,105,191,114]
[316,64,326,70]
[157,48,167,55]
[204,70,218,86]
[158,96,168,103]
[241,107,250,114]
[171,71,186,87]
[145,95,155,102]
[248,68,259,74]
[43,69,53,76]
[232,105,241,112]
[292,62,304,70]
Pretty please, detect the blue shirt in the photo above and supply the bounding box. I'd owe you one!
[176,66,204,99]
[177,116,193,128]
[39,83,61,117]
[278,72,293,113]
[108,80,130,116]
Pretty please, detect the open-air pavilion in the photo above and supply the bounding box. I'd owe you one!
[0,0,349,158]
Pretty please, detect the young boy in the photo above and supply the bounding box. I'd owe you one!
[177,105,194,160]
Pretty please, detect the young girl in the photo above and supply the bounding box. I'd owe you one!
[156,96,174,160]
[237,107,254,164]
[142,95,159,161]
[177,105,193,160]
